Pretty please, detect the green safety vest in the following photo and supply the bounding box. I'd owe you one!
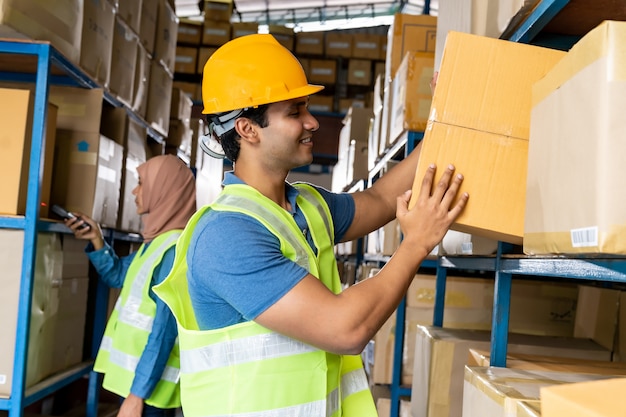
[94,230,182,408]
[154,183,377,417]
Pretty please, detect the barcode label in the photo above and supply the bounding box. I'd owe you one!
[570,226,598,247]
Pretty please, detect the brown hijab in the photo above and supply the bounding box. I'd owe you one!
[137,154,196,242]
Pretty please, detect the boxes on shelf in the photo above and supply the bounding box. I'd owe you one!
[0,87,57,217]
[574,285,620,352]
[307,59,337,85]
[347,59,372,86]
[197,46,218,73]
[325,32,353,58]
[0,0,83,63]
[385,13,437,83]
[177,19,203,45]
[132,42,151,119]
[139,0,159,55]
[388,51,434,144]
[146,60,174,135]
[308,94,334,113]
[119,119,147,233]
[409,31,566,245]
[203,0,233,22]
[295,31,325,56]
[524,21,626,255]
[175,45,198,74]
[463,366,621,417]
[110,16,138,108]
[541,377,626,417]
[438,230,498,256]
[79,0,115,88]
[352,33,384,60]
[434,0,524,70]
[411,326,611,417]
[154,0,178,73]
[170,87,193,123]
[116,0,142,35]
[231,22,259,39]
[202,20,231,46]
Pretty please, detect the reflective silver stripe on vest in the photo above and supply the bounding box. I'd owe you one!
[341,368,369,399]
[204,398,329,417]
[295,185,332,238]
[118,233,181,332]
[180,332,318,373]
[100,335,180,383]
[215,193,310,270]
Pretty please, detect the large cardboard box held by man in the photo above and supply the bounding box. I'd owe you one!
[524,21,626,255]
[409,31,565,244]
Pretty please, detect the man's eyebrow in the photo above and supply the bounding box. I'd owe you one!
[289,100,308,110]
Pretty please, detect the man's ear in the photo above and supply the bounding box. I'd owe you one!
[234,118,259,143]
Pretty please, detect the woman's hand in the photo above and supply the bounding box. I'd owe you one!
[64,212,105,250]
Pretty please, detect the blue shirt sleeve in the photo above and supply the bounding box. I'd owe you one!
[130,245,178,399]
[86,241,134,288]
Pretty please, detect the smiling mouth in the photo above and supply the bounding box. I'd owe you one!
[300,137,312,144]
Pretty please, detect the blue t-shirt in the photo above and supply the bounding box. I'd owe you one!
[87,240,178,400]
[187,172,355,330]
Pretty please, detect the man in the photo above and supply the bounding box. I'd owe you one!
[154,34,468,417]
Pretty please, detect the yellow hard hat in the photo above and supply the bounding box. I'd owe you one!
[201,34,324,115]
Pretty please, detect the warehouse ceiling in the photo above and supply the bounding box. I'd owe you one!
[175,0,437,29]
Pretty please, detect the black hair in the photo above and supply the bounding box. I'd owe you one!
[207,105,270,162]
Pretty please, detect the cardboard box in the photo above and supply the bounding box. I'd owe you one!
[0,0,83,63]
[139,0,158,54]
[295,31,324,56]
[347,59,372,86]
[411,326,611,417]
[352,33,383,60]
[385,13,437,83]
[231,22,258,39]
[0,231,66,397]
[170,87,193,122]
[574,285,620,352]
[540,377,626,417]
[132,42,151,118]
[388,51,434,143]
[52,132,123,228]
[146,60,174,135]
[116,0,142,35]
[177,19,202,45]
[463,366,620,417]
[203,0,233,22]
[438,230,498,256]
[175,45,198,74]
[202,20,231,46]
[154,0,178,73]
[308,94,334,113]
[110,16,138,108]
[118,118,146,233]
[308,59,337,85]
[0,87,57,217]
[524,21,626,255]
[434,0,524,70]
[325,32,353,57]
[409,31,566,244]
[80,0,115,87]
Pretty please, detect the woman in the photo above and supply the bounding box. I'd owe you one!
[65,154,196,417]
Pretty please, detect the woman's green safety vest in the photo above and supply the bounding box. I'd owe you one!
[95,230,182,408]
[154,183,377,417]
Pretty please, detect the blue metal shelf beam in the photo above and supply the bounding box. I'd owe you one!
[506,0,571,43]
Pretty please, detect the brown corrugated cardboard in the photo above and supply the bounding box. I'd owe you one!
[463,366,619,417]
[325,32,353,58]
[388,51,434,143]
[174,46,198,74]
[347,59,372,86]
[574,285,620,351]
[80,0,115,88]
[410,31,566,244]
[132,42,150,118]
[540,377,626,417]
[139,0,158,54]
[177,20,202,45]
[231,22,258,39]
[203,0,233,22]
[352,33,383,60]
[308,59,337,85]
[411,326,611,417]
[110,17,138,108]
[118,118,146,233]
[295,32,324,56]
[524,21,626,255]
[146,60,174,135]
[202,20,231,46]
[117,0,142,35]
[154,0,178,73]
[0,0,83,63]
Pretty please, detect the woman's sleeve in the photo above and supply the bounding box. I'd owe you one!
[86,241,135,289]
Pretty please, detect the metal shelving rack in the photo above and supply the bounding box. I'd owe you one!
[0,39,163,417]
[367,2,626,415]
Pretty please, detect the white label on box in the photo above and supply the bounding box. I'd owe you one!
[571,226,598,247]
[98,165,117,184]
[312,68,332,76]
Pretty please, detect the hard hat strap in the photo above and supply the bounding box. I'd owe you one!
[209,108,247,136]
